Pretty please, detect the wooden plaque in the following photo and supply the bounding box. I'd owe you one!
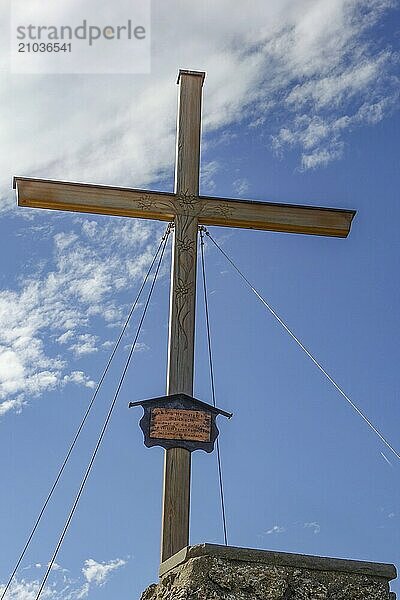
[150,408,211,442]
[129,393,232,453]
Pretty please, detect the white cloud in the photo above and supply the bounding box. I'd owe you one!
[269,12,398,170]
[31,562,62,571]
[54,232,79,252]
[265,525,286,535]
[68,334,98,357]
[200,161,220,194]
[101,340,114,349]
[62,371,96,389]
[0,0,397,213]
[232,178,250,197]
[0,343,60,401]
[0,217,160,416]
[304,521,321,534]
[56,331,74,345]
[1,0,398,411]
[263,521,321,536]
[301,144,344,170]
[123,342,149,353]
[285,52,391,110]
[0,396,25,417]
[75,583,90,599]
[82,558,126,587]
[0,579,55,600]
[0,557,126,600]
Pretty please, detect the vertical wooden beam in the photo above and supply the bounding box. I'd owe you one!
[174,70,205,196]
[161,70,205,562]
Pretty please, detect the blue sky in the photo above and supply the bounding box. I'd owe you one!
[1,1,399,599]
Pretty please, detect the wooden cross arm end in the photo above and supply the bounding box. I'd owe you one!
[199,195,356,238]
[13,177,176,222]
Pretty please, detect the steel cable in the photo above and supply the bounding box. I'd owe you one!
[203,227,400,462]
[199,226,228,545]
[33,223,171,600]
[1,222,173,600]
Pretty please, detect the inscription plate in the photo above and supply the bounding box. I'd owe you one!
[129,393,232,452]
[150,408,211,442]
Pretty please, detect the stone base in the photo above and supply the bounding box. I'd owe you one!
[141,544,397,600]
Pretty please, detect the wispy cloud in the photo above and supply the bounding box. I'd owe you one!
[62,371,96,389]
[0,578,54,600]
[200,161,221,194]
[304,521,321,534]
[0,0,397,216]
[265,525,286,535]
[0,557,126,600]
[268,3,399,169]
[82,558,126,587]
[1,0,398,414]
[0,396,25,417]
[68,334,99,357]
[263,521,321,536]
[232,178,250,197]
[0,217,159,417]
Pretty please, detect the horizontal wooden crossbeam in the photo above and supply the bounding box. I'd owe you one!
[199,195,355,237]
[14,177,355,238]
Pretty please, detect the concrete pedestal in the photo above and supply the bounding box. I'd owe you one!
[141,544,397,600]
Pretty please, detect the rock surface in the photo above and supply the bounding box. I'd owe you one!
[141,545,397,600]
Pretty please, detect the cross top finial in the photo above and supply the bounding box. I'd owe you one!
[177,69,206,85]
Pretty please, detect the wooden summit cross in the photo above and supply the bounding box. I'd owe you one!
[13,69,355,563]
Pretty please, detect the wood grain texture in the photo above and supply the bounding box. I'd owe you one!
[166,215,198,396]
[174,72,204,197]
[14,177,355,238]
[161,447,191,562]
[14,177,176,222]
[161,70,205,563]
[199,195,355,237]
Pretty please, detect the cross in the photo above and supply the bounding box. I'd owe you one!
[13,69,355,563]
